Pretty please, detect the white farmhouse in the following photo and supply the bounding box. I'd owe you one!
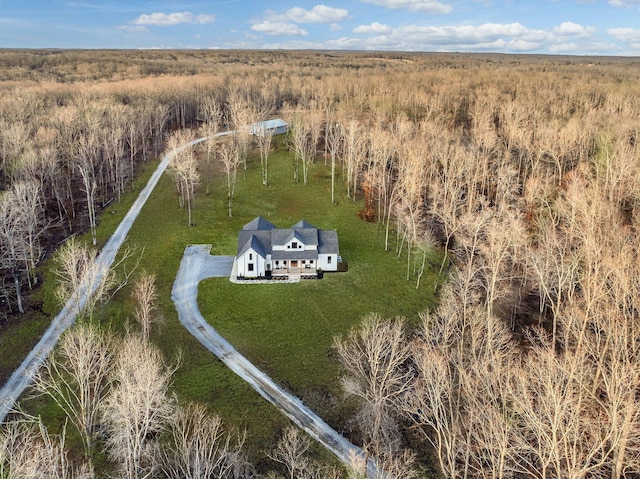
[235,216,339,280]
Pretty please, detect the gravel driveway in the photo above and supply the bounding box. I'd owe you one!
[171,245,378,478]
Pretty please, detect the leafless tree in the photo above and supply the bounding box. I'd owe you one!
[53,236,138,321]
[198,95,223,193]
[218,141,241,217]
[0,179,46,312]
[512,333,612,479]
[227,87,253,171]
[0,414,79,479]
[325,121,342,204]
[269,426,311,479]
[334,314,411,454]
[31,322,114,469]
[342,120,366,200]
[74,122,101,246]
[0,120,30,184]
[103,334,178,479]
[256,124,275,187]
[159,402,247,479]
[289,117,315,185]
[269,426,341,479]
[132,272,158,342]
[166,130,199,226]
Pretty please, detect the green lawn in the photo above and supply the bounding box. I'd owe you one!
[18,138,442,465]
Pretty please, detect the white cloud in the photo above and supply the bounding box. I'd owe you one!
[330,23,342,31]
[607,26,640,48]
[607,27,640,41]
[267,4,348,23]
[548,42,579,53]
[393,23,552,45]
[242,20,620,55]
[353,22,392,34]
[131,12,215,26]
[609,0,640,6]
[507,39,540,52]
[258,39,326,49]
[362,0,453,14]
[323,22,558,52]
[251,21,308,36]
[116,25,148,32]
[553,21,595,37]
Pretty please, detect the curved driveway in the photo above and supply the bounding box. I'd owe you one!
[172,245,378,478]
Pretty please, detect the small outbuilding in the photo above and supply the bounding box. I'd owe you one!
[250,119,288,137]
[235,216,339,280]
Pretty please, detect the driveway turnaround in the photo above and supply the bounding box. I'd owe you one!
[172,245,379,478]
[0,133,233,423]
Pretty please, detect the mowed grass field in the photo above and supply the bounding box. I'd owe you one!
[23,136,442,464]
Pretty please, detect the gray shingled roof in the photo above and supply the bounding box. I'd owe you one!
[272,228,318,247]
[237,230,271,256]
[237,217,338,258]
[318,230,339,255]
[291,220,316,229]
[271,250,319,260]
[243,216,276,231]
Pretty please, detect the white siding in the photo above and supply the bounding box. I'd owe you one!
[317,254,337,272]
[238,248,266,278]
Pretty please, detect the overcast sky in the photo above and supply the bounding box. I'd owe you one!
[1,1,639,55]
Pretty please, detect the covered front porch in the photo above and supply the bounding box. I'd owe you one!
[270,262,318,279]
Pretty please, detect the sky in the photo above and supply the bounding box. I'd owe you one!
[0,1,639,55]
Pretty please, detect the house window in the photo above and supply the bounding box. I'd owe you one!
[248,263,254,272]
[292,241,298,249]
[302,260,306,265]
[275,261,279,266]
[328,256,332,264]
[249,253,252,260]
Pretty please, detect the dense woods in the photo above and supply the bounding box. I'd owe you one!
[2,49,640,477]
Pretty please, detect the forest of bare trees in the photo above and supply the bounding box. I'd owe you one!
[2,50,640,477]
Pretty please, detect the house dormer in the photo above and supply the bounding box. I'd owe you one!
[285,231,305,250]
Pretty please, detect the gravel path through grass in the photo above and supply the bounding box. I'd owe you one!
[0,133,232,422]
[172,244,378,478]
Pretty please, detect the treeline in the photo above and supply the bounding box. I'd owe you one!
[318,61,640,477]
[0,81,191,318]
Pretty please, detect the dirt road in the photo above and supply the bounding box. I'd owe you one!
[0,134,230,422]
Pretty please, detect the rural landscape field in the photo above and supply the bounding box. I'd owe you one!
[1,47,640,479]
